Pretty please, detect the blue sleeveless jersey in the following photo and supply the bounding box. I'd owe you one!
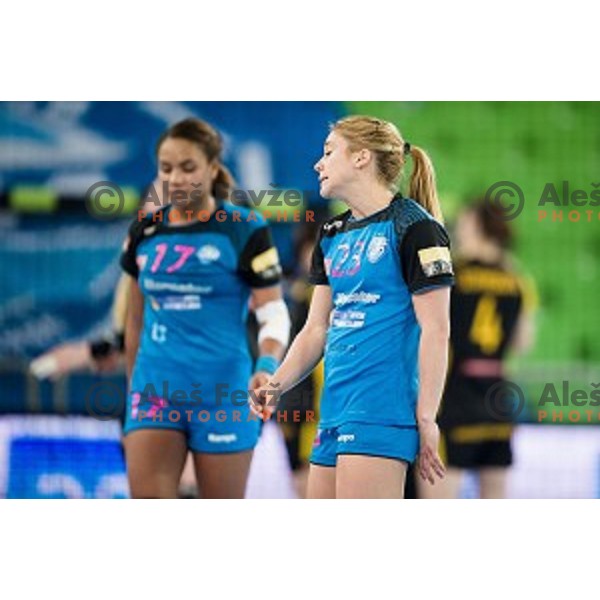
[309,195,454,428]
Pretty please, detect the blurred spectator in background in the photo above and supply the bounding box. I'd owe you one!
[28,182,166,382]
[419,199,538,499]
[29,274,129,380]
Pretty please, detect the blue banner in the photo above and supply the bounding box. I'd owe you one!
[8,437,128,499]
[0,415,128,498]
[0,101,341,197]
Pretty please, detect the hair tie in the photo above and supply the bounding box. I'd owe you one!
[403,141,411,156]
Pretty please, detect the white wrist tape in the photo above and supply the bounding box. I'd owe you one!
[30,355,59,380]
[255,299,291,348]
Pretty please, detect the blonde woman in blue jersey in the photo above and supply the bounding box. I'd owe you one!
[122,118,290,498]
[251,116,453,499]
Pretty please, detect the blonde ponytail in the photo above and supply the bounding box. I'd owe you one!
[407,145,444,222]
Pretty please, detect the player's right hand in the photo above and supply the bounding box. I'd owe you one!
[248,380,282,421]
[417,419,446,485]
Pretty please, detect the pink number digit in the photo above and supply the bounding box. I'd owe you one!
[331,243,350,278]
[150,243,168,273]
[146,396,167,417]
[346,241,364,276]
[330,241,364,278]
[167,245,196,273]
[130,393,141,419]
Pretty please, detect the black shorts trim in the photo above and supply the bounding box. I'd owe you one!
[444,439,512,469]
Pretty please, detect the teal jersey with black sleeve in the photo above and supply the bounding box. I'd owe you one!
[309,195,454,429]
[120,202,282,394]
[119,202,282,453]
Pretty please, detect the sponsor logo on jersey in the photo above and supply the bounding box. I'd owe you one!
[323,220,344,236]
[196,244,221,265]
[136,255,148,271]
[337,434,355,443]
[418,246,453,277]
[331,310,366,329]
[151,323,167,343]
[367,235,388,263]
[144,278,212,294]
[143,225,157,237]
[334,291,381,306]
[162,295,202,311]
[149,296,160,311]
[207,433,238,444]
[313,429,322,447]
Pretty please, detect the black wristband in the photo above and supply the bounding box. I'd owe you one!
[90,330,125,359]
[90,339,114,359]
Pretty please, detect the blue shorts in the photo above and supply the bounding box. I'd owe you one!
[123,369,260,454]
[310,422,419,467]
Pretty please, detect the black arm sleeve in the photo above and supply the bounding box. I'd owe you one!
[400,219,454,294]
[120,218,147,279]
[238,226,282,288]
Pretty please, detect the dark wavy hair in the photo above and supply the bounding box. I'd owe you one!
[156,118,235,200]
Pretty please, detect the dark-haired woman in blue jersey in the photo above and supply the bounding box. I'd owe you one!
[251,116,453,499]
[122,118,290,498]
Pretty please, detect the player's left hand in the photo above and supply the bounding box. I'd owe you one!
[417,420,446,485]
[248,372,271,421]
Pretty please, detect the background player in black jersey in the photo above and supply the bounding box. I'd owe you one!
[28,182,169,382]
[419,200,537,499]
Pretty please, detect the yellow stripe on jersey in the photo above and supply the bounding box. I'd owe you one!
[457,267,521,296]
[518,274,539,314]
[251,247,280,274]
[449,423,513,444]
[439,433,448,465]
[299,359,324,464]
